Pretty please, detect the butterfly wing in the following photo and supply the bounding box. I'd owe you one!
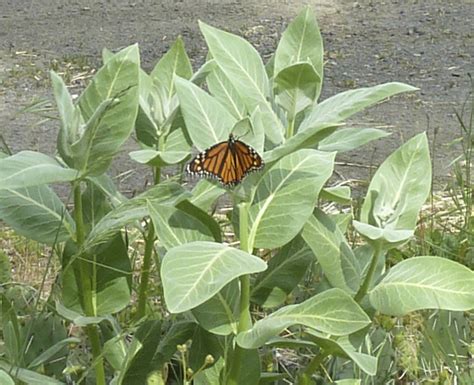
[186,137,264,186]
[231,139,264,182]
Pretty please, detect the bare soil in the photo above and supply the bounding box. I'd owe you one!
[1,0,473,195]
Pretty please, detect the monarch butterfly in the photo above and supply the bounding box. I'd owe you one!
[186,134,264,187]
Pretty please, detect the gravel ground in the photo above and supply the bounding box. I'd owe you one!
[0,0,473,195]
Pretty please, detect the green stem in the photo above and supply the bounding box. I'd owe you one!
[287,117,295,139]
[226,203,252,385]
[354,241,383,303]
[74,183,106,385]
[135,165,161,320]
[136,221,155,319]
[298,350,329,384]
[154,165,161,185]
[237,202,252,331]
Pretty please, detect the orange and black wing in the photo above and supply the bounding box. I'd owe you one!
[231,139,264,183]
[186,137,264,187]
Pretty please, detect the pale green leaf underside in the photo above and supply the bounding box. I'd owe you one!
[0,186,75,245]
[0,151,78,190]
[237,288,370,348]
[274,6,324,81]
[305,330,377,376]
[84,182,186,251]
[77,44,140,176]
[361,132,431,230]
[175,75,235,151]
[318,127,390,152]
[200,21,284,145]
[129,148,189,166]
[249,149,335,249]
[299,82,417,132]
[370,256,474,315]
[162,241,267,313]
[302,209,360,294]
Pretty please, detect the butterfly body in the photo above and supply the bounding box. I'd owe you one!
[186,134,264,187]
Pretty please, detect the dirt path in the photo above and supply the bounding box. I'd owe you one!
[1,0,472,195]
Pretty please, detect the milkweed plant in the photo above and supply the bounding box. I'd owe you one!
[0,7,473,385]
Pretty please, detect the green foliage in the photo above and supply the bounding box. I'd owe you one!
[161,241,266,313]
[0,7,472,385]
[370,256,474,315]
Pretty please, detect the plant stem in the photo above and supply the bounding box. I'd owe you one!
[226,202,252,385]
[135,165,160,320]
[287,117,295,139]
[298,350,329,384]
[73,182,106,385]
[354,241,383,303]
[136,221,155,319]
[237,201,252,331]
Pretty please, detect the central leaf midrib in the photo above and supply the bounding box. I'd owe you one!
[174,246,229,309]
[248,156,311,246]
[372,281,472,296]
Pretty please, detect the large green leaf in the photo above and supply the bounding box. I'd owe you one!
[274,7,324,99]
[200,21,284,145]
[299,82,417,132]
[251,235,314,307]
[274,62,321,120]
[318,127,390,152]
[119,320,162,384]
[28,337,80,369]
[237,288,370,349]
[248,149,335,249]
[87,174,126,207]
[136,37,192,146]
[129,128,191,166]
[336,380,361,385]
[0,362,64,385]
[191,280,239,335]
[121,321,195,385]
[135,70,162,146]
[50,71,83,166]
[230,348,261,385]
[352,221,413,246]
[77,44,139,176]
[264,122,339,164]
[55,302,106,326]
[151,36,193,101]
[161,241,266,313]
[320,186,351,204]
[175,76,235,151]
[247,108,267,154]
[62,234,131,316]
[0,185,75,245]
[369,257,474,315]
[189,328,225,372]
[207,64,247,120]
[360,132,431,231]
[302,209,360,293]
[0,370,14,385]
[190,59,217,86]
[148,201,216,250]
[0,151,78,189]
[84,181,187,251]
[304,330,377,376]
[189,180,225,212]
